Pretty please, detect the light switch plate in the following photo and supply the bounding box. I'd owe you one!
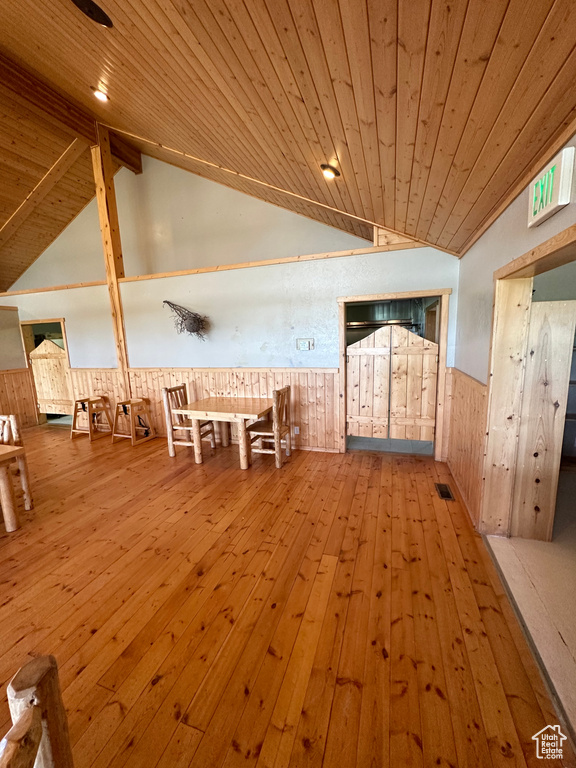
[296,338,314,351]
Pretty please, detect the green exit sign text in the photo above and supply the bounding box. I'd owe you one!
[528,147,574,228]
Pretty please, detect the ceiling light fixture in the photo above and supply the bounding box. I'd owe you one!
[321,163,340,180]
[70,0,113,27]
[91,86,109,102]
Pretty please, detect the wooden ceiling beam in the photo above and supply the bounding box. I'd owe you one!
[0,137,88,250]
[91,124,131,396]
[0,53,141,175]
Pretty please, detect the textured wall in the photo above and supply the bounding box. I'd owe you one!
[9,156,368,292]
[455,134,576,384]
[0,309,26,369]
[121,248,458,369]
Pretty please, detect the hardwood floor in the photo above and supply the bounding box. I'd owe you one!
[0,426,573,768]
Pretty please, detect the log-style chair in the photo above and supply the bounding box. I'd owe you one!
[161,384,216,458]
[0,655,74,768]
[247,385,292,468]
[0,414,33,512]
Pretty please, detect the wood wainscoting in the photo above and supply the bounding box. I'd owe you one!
[445,368,487,527]
[0,368,38,427]
[69,367,340,452]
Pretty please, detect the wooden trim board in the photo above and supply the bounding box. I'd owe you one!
[434,293,450,462]
[495,222,576,280]
[0,282,107,298]
[338,288,452,303]
[479,278,533,536]
[92,125,131,397]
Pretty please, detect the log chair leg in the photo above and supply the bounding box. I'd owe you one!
[274,429,282,469]
[167,425,176,458]
[0,463,19,532]
[238,420,250,470]
[192,419,203,464]
[16,456,33,511]
[221,422,230,447]
[286,428,292,457]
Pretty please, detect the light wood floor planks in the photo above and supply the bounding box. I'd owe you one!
[0,427,574,768]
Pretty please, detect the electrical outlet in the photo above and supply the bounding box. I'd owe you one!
[294,426,300,434]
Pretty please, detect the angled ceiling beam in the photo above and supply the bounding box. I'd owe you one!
[0,137,89,250]
[0,52,141,174]
[91,124,131,397]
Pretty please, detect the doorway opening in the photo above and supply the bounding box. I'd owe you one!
[21,318,74,425]
[338,290,450,461]
[481,244,576,735]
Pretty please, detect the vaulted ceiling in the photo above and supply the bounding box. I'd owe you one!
[1,0,576,290]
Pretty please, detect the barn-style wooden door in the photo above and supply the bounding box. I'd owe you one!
[29,339,74,415]
[346,326,438,441]
[346,326,391,437]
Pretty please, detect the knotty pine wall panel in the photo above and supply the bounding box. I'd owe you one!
[70,368,128,404]
[0,368,38,427]
[68,367,340,451]
[445,368,487,527]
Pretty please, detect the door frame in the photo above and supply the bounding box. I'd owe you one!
[19,317,71,420]
[337,289,452,461]
[479,223,576,536]
[19,317,70,367]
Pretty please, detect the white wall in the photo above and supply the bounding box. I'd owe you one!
[122,248,459,368]
[456,135,576,383]
[0,287,117,368]
[9,157,369,292]
[3,157,458,372]
[532,260,576,302]
[8,204,106,291]
[0,310,26,369]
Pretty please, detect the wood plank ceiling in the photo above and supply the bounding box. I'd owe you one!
[1,0,576,289]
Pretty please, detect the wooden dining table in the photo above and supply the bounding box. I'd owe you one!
[171,396,273,469]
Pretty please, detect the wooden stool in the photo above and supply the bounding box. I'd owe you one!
[112,399,156,447]
[0,445,26,532]
[71,397,113,441]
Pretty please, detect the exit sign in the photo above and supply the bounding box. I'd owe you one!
[528,147,574,227]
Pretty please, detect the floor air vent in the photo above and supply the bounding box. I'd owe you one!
[435,483,454,501]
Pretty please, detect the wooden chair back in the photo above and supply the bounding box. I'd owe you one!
[0,415,21,447]
[163,384,189,426]
[272,386,290,432]
[0,656,74,768]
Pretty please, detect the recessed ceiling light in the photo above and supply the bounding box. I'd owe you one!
[321,163,340,180]
[91,86,109,102]
[70,0,113,27]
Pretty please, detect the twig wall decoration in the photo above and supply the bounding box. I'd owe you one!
[163,301,210,340]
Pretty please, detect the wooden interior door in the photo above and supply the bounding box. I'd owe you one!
[29,339,74,414]
[346,326,391,437]
[346,325,438,442]
[389,326,438,441]
[511,300,576,540]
